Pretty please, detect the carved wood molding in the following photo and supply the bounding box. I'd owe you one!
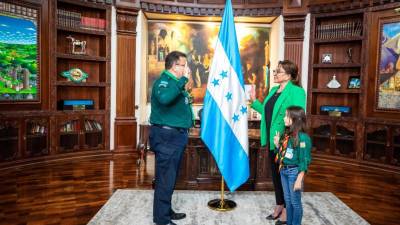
[284,15,305,40]
[140,1,282,16]
[116,8,139,35]
[309,1,369,14]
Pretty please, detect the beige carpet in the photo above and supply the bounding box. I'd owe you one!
[88,190,369,225]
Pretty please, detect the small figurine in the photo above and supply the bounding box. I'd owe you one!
[327,74,341,88]
[322,53,333,64]
[346,48,353,63]
[66,35,86,55]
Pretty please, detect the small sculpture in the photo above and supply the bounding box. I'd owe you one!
[61,68,88,83]
[346,48,353,63]
[322,53,332,64]
[327,74,341,88]
[66,35,86,55]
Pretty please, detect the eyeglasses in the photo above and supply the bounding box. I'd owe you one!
[175,64,186,68]
[273,69,285,75]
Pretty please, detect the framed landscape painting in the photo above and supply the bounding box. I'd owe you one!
[376,18,400,111]
[0,2,40,102]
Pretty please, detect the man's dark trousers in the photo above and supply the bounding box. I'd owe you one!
[149,125,188,225]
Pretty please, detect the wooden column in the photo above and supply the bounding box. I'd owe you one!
[114,6,138,151]
[283,15,306,78]
[282,0,308,81]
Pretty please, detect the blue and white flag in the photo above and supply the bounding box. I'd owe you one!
[200,0,249,192]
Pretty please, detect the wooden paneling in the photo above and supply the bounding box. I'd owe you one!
[284,15,305,81]
[114,8,138,151]
[284,41,303,76]
[116,36,136,117]
[139,0,283,16]
[114,120,137,149]
[116,0,138,9]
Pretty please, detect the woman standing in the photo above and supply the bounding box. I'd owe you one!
[250,60,306,225]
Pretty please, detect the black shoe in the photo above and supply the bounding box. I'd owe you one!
[171,212,186,220]
[275,220,287,225]
[266,213,280,220]
[155,222,177,225]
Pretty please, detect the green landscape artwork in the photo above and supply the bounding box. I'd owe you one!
[0,13,38,101]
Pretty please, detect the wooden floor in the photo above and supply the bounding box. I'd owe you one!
[0,152,399,225]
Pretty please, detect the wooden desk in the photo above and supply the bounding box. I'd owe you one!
[175,125,273,191]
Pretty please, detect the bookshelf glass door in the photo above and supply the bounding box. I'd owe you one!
[0,120,19,161]
[58,118,80,152]
[83,116,103,149]
[25,118,49,157]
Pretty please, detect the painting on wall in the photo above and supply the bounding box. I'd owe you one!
[147,21,270,104]
[0,2,40,102]
[376,18,400,111]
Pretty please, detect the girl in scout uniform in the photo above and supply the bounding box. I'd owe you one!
[274,106,312,225]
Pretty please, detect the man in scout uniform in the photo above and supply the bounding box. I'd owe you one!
[149,51,194,225]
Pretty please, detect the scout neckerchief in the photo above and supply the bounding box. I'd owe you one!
[275,133,290,171]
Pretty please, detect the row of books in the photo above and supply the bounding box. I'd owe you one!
[0,2,37,19]
[82,0,113,4]
[84,120,102,132]
[316,21,362,39]
[60,121,79,133]
[59,120,102,133]
[57,9,107,31]
[28,124,47,135]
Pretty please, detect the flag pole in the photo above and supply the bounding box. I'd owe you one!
[207,176,237,211]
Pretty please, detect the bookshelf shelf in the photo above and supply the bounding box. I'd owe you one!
[0,137,18,141]
[313,63,362,68]
[60,132,79,135]
[309,114,359,122]
[311,88,361,94]
[84,130,102,134]
[27,134,47,138]
[56,81,108,87]
[57,26,108,36]
[314,37,363,43]
[56,53,108,61]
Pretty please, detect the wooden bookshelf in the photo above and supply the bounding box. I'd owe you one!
[308,9,400,169]
[308,10,365,160]
[0,0,111,163]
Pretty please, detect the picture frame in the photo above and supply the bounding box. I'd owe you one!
[0,2,41,103]
[348,76,361,89]
[321,53,332,64]
[146,20,271,105]
[375,17,400,112]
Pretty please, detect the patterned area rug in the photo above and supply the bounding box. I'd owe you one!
[88,190,369,225]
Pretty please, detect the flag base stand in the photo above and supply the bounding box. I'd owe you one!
[207,198,237,211]
[207,177,237,211]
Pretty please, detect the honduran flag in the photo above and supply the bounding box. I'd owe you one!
[200,0,249,192]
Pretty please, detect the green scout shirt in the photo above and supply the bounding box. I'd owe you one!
[150,70,193,129]
[277,132,312,172]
